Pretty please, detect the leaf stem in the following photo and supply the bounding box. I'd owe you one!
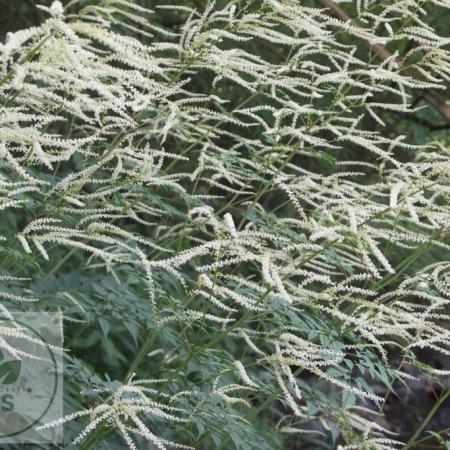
[402,387,450,450]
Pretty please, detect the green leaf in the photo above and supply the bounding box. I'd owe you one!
[330,427,339,445]
[124,321,139,347]
[0,360,21,385]
[98,318,111,337]
[342,389,356,407]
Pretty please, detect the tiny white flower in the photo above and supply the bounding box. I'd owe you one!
[50,1,64,16]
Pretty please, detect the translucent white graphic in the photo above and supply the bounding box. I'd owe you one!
[0,312,63,444]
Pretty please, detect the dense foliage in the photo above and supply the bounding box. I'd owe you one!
[0,0,449,448]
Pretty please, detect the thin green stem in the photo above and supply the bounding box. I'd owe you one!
[402,387,450,450]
